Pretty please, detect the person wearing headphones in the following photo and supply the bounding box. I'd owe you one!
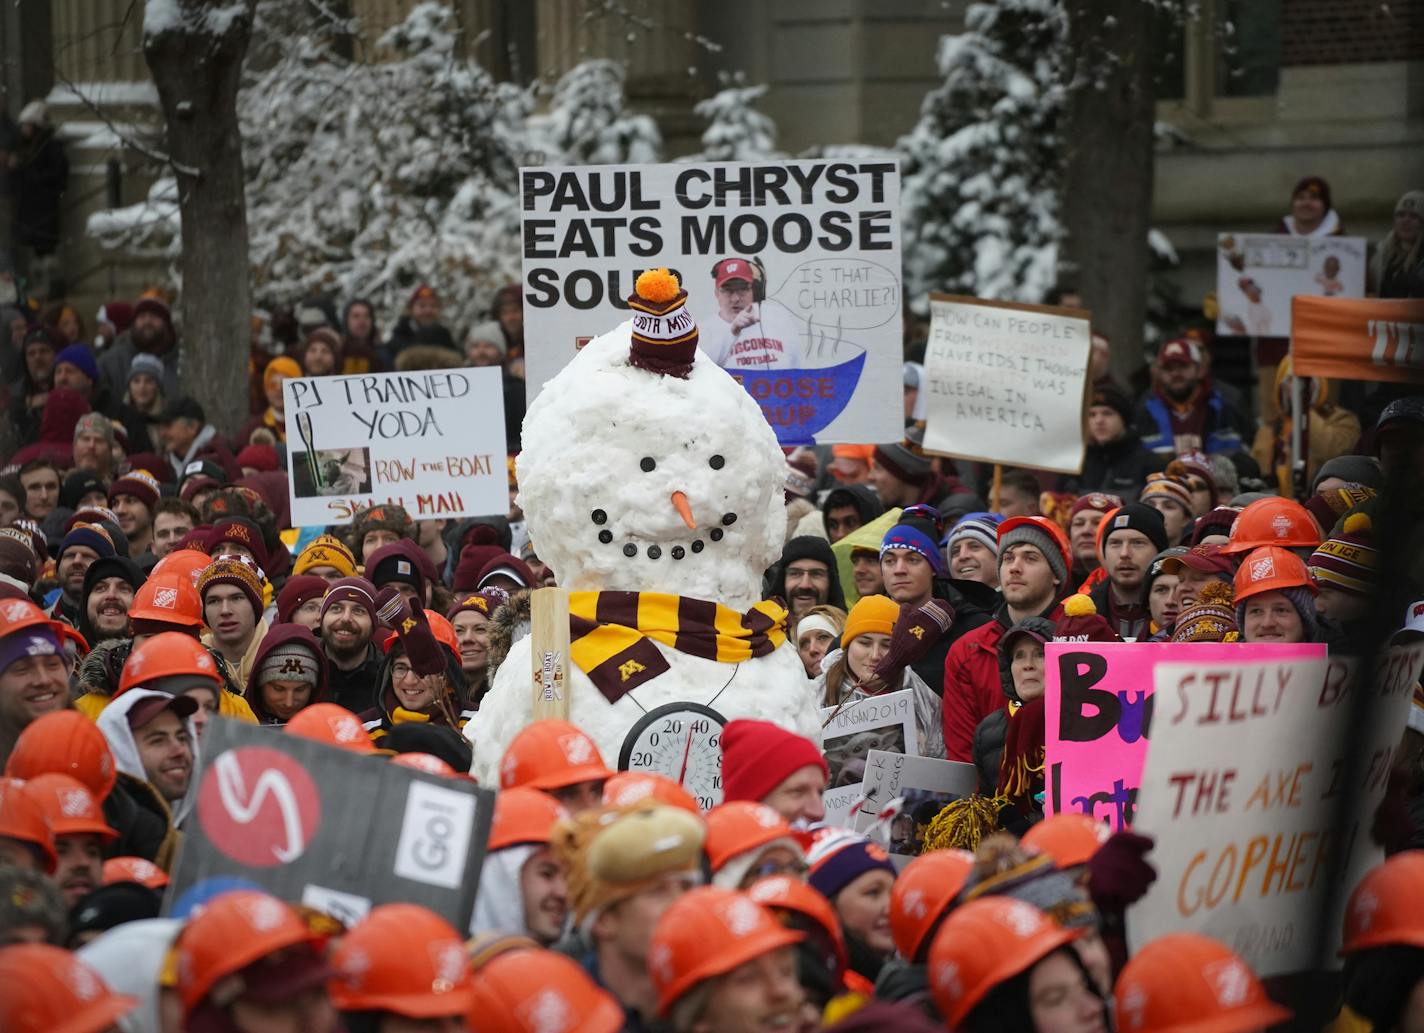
[705,257,805,371]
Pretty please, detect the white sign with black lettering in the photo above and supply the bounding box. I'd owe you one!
[394,781,478,890]
[820,689,918,791]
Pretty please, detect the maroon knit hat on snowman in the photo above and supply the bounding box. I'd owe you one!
[721,720,828,804]
[626,268,699,378]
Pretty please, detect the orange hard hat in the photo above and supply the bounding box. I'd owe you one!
[102,855,170,890]
[889,848,975,962]
[1341,851,1424,955]
[488,786,569,851]
[703,801,797,872]
[468,948,623,1033]
[389,752,459,778]
[5,710,118,800]
[55,623,90,658]
[0,943,137,1033]
[0,777,56,872]
[649,887,803,1016]
[1020,813,1111,869]
[602,771,701,814]
[747,874,847,975]
[1220,497,1321,555]
[118,631,222,697]
[174,890,318,1012]
[927,897,1078,1026]
[285,702,377,754]
[1094,506,1122,560]
[150,547,213,587]
[1233,546,1317,604]
[381,610,461,658]
[329,903,475,1017]
[499,719,611,791]
[0,596,57,637]
[999,515,1072,577]
[128,572,204,627]
[1114,932,1291,1032]
[22,773,118,841]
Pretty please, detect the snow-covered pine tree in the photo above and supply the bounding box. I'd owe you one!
[688,80,780,162]
[541,59,662,165]
[898,0,1068,310]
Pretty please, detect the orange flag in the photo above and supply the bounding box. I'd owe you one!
[1292,295,1424,384]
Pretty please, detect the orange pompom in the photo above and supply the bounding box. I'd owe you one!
[635,268,681,303]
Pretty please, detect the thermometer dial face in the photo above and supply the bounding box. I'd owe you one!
[618,702,727,811]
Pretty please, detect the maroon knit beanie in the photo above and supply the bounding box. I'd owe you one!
[721,719,828,805]
[275,574,328,624]
[453,536,506,592]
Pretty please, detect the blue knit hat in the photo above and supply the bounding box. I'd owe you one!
[806,830,897,901]
[944,511,1003,556]
[881,520,946,575]
[57,523,116,562]
[54,344,99,383]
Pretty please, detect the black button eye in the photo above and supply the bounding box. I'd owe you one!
[709,455,725,470]
[640,457,656,472]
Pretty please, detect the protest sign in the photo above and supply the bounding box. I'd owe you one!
[819,689,917,790]
[1291,295,1424,386]
[921,294,1092,474]
[853,750,976,856]
[167,720,493,929]
[823,783,866,830]
[519,160,904,446]
[283,368,507,527]
[1215,233,1366,338]
[1130,645,1418,976]
[1044,642,1324,831]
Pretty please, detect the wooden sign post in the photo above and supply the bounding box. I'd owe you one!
[530,587,572,720]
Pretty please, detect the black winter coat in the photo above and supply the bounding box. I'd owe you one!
[1062,432,1164,500]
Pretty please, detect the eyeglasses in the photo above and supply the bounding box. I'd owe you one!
[391,663,418,682]
[750,859,810,880]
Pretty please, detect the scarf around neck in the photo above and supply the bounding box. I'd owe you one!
[569,591,787,702]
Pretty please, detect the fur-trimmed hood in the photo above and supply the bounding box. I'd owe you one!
[484,589,531,686]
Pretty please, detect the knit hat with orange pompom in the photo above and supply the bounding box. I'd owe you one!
[1307,512,1377,597]
[1171,581,1239,643]
[627,269,699,378]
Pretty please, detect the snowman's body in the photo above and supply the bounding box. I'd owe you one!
[468,316,822,783]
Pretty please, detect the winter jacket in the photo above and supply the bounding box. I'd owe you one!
[166,422,239,481]
[358,646,474,743]
[816,661,946,760]
[242,624,330,725]
[470,844,538,937]
[1087,578,1149,641]
[202,617,270,694]
[387,316,456,356]
[9,386,87,464]
[910,577,996,696]
[941,600,1066,764]
[101,776,174,867]
[1060,431,1165,499]
[324,643,383,714]
[1134,388,1245,458]
[97,332,182,404]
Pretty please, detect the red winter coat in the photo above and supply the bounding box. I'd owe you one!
[941,600,1065,763]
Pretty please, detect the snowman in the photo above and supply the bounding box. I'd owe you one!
[468,269,821,793]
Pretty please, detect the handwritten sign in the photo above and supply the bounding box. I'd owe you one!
[853,749,977,857]
[282,369,508,527]
[819,689,918,790]
[1044,642,1324,831]
[1215,233,1366,337]
[1129,645,1420,976]
[520,160,904,445]
[921,294,1091,474]
[167,718,493,928]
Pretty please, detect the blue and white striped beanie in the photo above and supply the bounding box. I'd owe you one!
[944,512,1004,556]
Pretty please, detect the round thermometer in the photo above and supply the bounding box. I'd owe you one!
[618,702,727,810]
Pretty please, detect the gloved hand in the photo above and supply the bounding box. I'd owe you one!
[1086,830,1157,914]
[869,598,955,688]
[374,586,446,678]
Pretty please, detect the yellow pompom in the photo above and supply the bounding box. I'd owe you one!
[822,993,870,1027]
[1343,511,1372,535]
[1062,593,1097,617]
[635,268,681,303]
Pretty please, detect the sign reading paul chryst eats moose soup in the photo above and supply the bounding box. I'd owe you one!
[519,160,905,446]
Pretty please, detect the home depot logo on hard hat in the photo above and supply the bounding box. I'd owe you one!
[1249,554,1276,582]
[153,587,179,609]
[718,895,764,936]
[59,788,91,818]
[525,986,575,1033]
[1205,958,1252,1007]
[1271,515,1293,539]
[558,732,595,766]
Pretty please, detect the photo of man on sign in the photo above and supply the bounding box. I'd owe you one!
[705,256,804,371]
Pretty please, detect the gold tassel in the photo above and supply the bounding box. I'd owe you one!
[922,794,1006,853]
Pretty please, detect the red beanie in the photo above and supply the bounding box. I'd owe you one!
[453,541,506,592]
[721,720,828,805]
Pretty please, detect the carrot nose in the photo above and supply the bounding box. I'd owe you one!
[671,491,697,530]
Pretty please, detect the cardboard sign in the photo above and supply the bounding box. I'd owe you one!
[852,749,977,856]
[1130,646,1419,976]
[1215,233,1366,337]
[921,294,1091,474]
[1044,642,1325,831]
[282,368,508,527]
[519,160,904,446]
[819,689,918,790]
[1291,295,1424,386]
[167,719,493,928]
[822,783,865,830]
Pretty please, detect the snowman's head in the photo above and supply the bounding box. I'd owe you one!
[518,274,787,610]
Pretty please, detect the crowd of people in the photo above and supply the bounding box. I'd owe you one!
[0,173,1421,1031]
